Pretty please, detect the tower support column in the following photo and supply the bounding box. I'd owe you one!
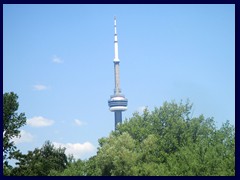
[114,111,122,130]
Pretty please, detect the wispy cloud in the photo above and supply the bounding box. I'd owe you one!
[27,116,54,127]
[33,84,48,91]
[53,142,96,160]
[52,55,63,64]
[12,130,34,144]
[74,119,86,127]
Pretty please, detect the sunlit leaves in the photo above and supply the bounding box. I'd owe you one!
[96,100,235,176]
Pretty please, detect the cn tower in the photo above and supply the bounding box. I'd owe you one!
[108,16,128,130]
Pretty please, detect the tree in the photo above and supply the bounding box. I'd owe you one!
[49,159,86,176]
[11,141,68,176]
[3,92,26,168]
[96,132,139,176]
[5,99,234,176]
[84,156,101,176]
[94,100,235,176]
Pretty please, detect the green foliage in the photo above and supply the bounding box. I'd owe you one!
[95,100,235,176]
[49,159,86,176]
[96,132,139,175]
[4,99,235,176]
[84,156,101,176]
[3,164,12,176]
[48,156,103,176]
[3,92,26,171]
[11,141,68,176]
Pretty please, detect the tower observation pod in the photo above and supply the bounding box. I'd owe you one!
[108,16,128,130]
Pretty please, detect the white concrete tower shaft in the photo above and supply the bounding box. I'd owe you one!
[114,16,121,95]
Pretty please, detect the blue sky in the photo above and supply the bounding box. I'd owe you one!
[3,4,235,161]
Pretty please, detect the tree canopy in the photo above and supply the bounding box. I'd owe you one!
[93,101,235,176]
[4,96,235,176]
[3,92,26,170]
[10,141,68,176]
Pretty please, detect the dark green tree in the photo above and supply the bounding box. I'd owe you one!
[3,92,26,170]
[11,141,68,176]
[49,159,86,176]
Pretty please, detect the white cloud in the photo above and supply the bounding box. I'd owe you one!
[53,142,96,160]
[52,55,63,64]
[33,84,48,91]
[74,119,85,126]
[27,116,54,127]
[12,130,33,144]
[137,106,147,114]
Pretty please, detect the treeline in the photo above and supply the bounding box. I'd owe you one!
[3,92,235,176]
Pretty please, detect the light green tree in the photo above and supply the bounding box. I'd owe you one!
[96,132,139,176]
[94,100,235,176]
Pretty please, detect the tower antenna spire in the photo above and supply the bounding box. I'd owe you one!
[108,17,128,130]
